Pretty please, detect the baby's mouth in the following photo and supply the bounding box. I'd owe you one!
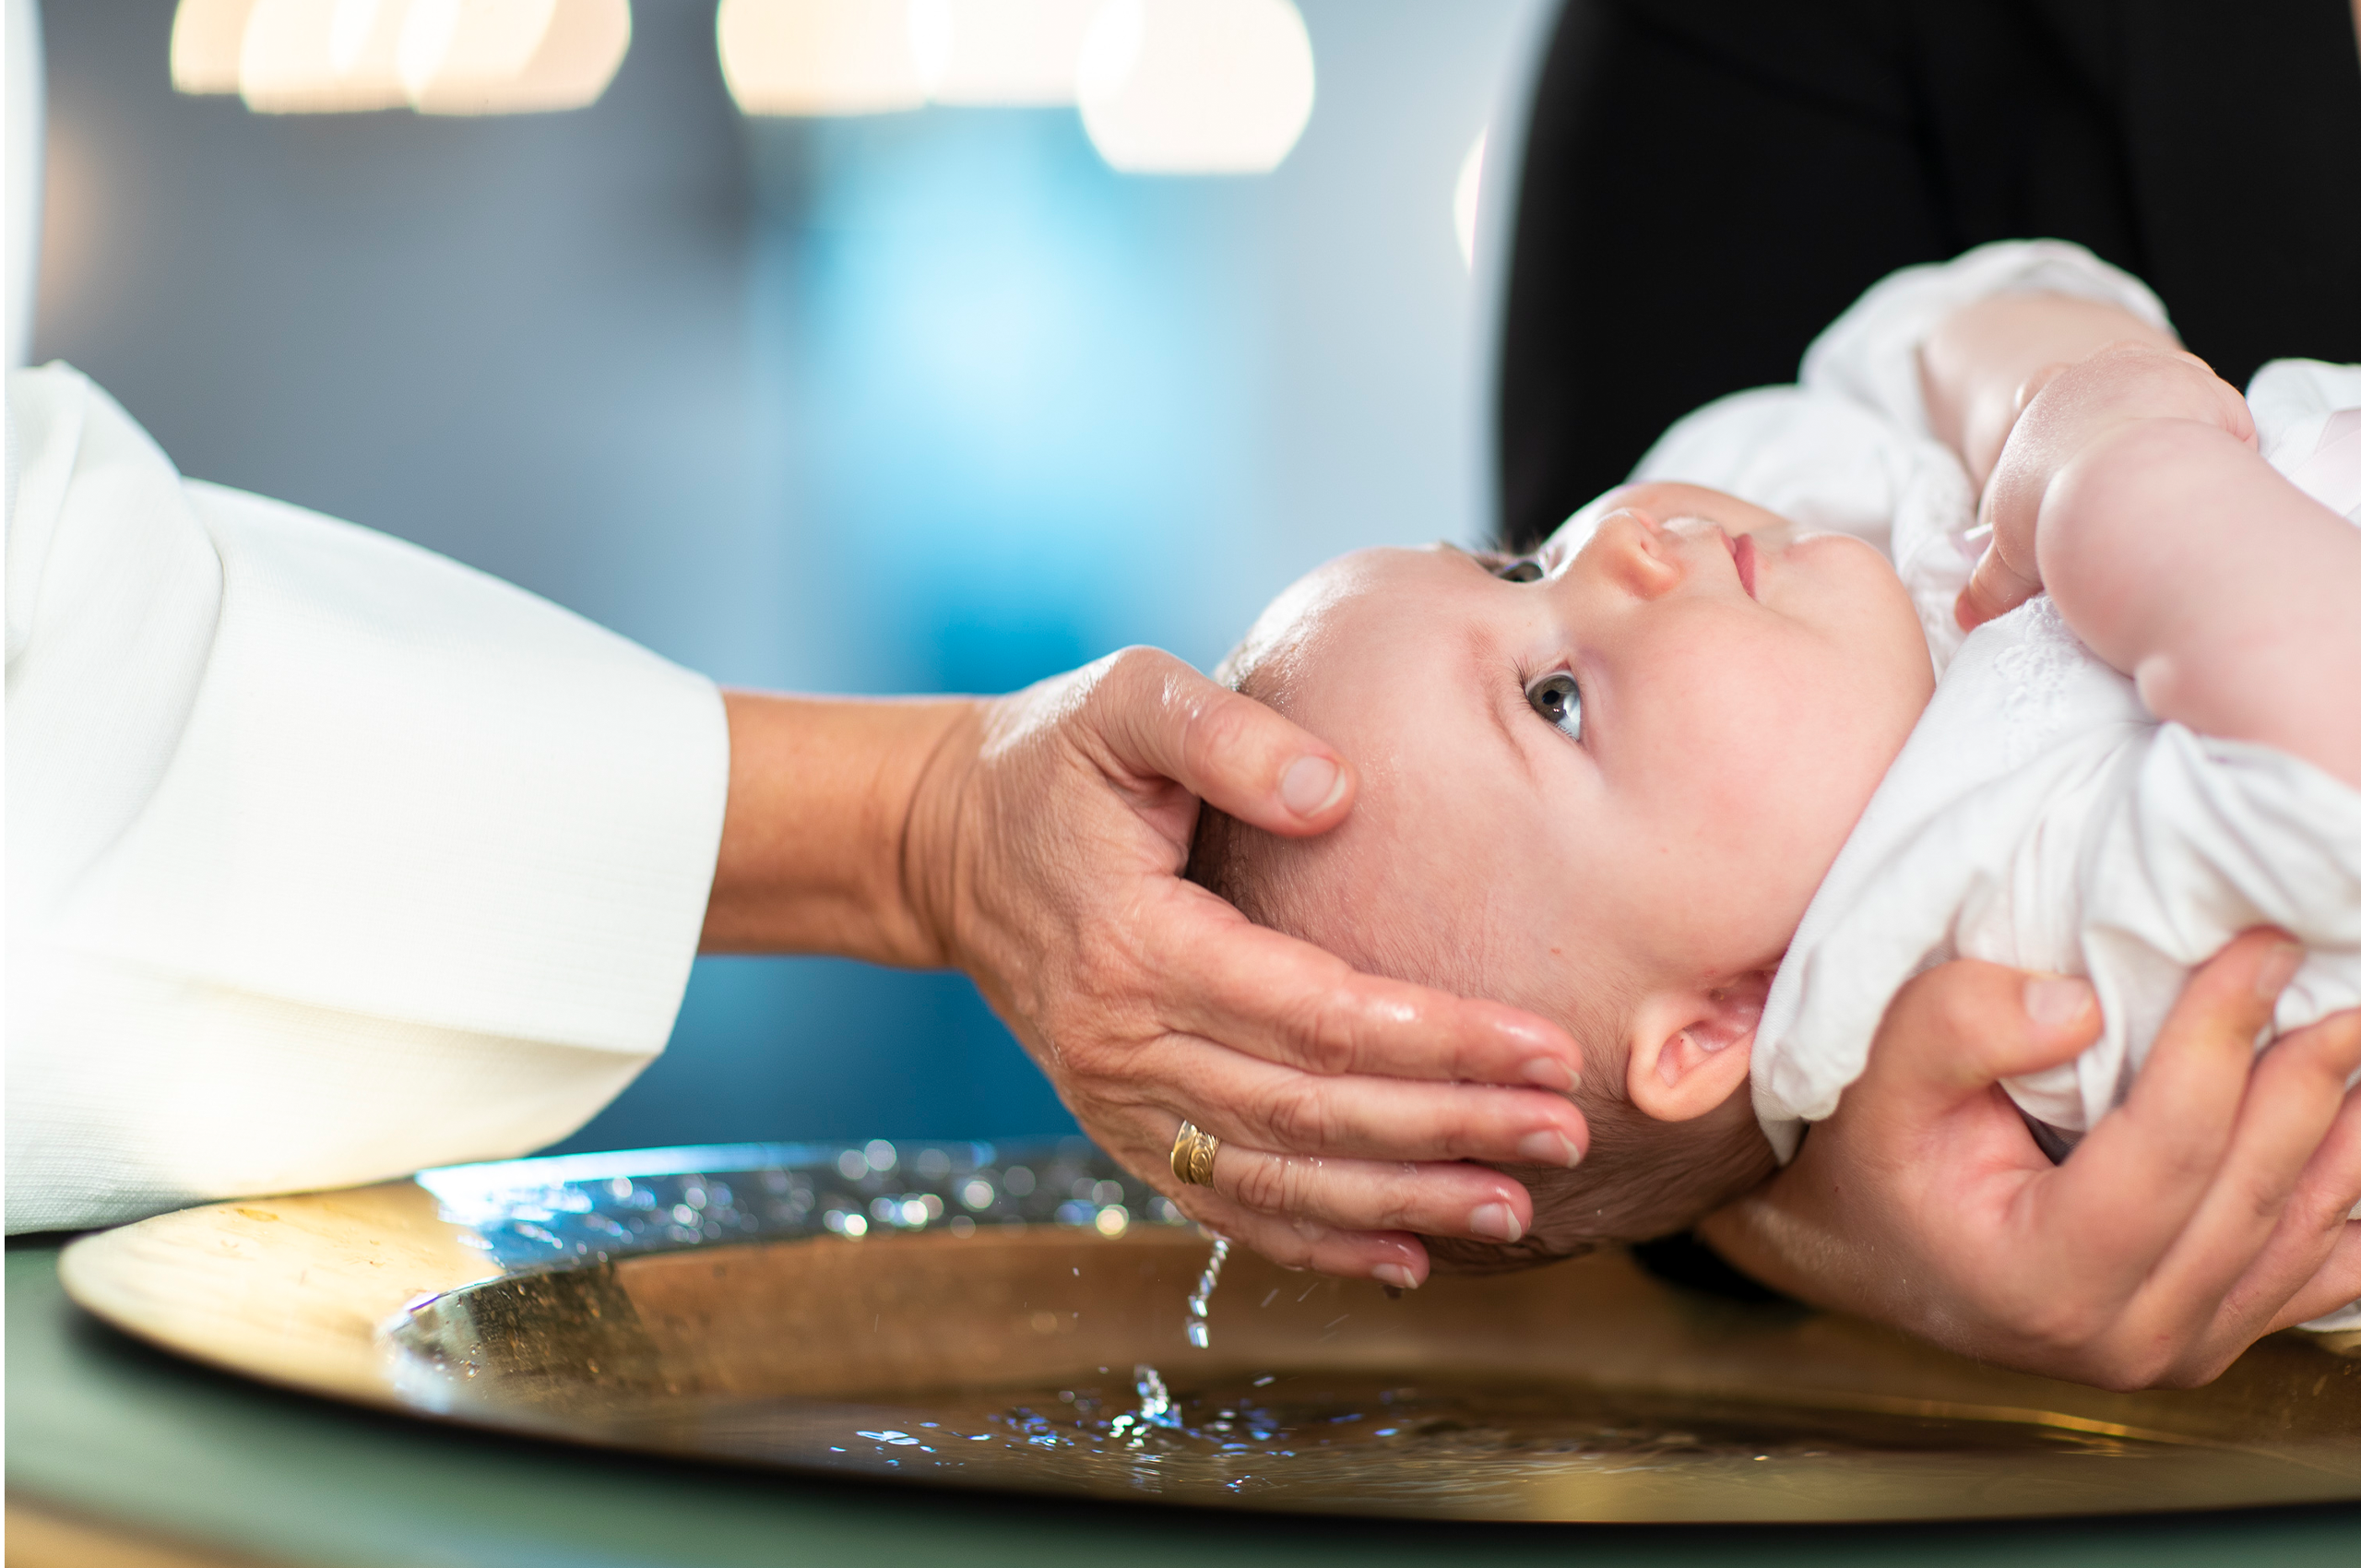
[1730,533,1760,600]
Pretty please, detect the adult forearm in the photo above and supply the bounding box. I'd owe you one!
[698,689,979,965]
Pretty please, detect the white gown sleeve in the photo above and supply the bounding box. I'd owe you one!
[6,364,730,1231]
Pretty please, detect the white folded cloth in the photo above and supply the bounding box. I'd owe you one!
[6,364,730,1231]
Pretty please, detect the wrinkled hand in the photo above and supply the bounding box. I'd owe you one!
[1700,931,2361,1389]
[1958,343,2254,632]
[906,647,1590,1286]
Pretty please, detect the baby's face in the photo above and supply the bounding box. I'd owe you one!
[1248,484,1934,1048]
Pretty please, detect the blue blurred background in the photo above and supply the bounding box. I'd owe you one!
[30,0,1552,1152]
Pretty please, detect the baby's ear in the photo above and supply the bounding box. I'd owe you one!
[1624,972,1772,1123]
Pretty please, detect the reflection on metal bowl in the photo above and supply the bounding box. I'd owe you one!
[59,1140,2361,1523]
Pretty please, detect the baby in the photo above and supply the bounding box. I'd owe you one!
[1188,243,2361,1282]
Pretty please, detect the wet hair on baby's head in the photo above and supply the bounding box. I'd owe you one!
[1183,650,1776,1270]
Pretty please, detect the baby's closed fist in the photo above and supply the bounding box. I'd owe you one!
[1961,344,2253,631]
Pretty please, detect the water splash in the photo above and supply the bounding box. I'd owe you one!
[974,1368,2162,1492]
[1186,1234,1229,1349]
[1106,1363,1183,1443]
[1105,1236,1231,1445]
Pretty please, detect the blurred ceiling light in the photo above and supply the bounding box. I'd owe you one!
[1076,0,1313,174]
[171,0,262,92]
[909,0,1097,107]
[400,0,632,115]
[172,0,629,113]
[1453,126,1486,269]
[718,0,926,116]
[236,0,410,112]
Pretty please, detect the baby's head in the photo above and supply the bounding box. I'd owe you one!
[1190,483,1934,1266]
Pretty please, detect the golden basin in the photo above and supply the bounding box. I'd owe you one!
[57,1140,2361,1523]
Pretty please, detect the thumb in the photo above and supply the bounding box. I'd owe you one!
[1868,960,2101,1107]
[1955,539,2044,633]
[1084,647,1355,837]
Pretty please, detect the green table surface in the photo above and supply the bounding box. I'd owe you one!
[11,1236,2361,1568]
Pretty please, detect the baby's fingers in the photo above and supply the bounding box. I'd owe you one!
[1957,537,2045,631]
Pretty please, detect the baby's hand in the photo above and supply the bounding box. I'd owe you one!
[1957,344,2254,630]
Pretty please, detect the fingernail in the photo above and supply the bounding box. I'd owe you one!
[1372,1263,1418,1290]
[1469,1203,1524,1243]
[1516,1130,1580,1168]
[2024,975,2094,1030]
[2258,941,2306,1001]
[1521,1056,1577,1091]
[1279,755,1345,817]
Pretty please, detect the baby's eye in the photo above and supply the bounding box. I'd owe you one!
[1525,671,1582,740]
[1492,557,1545,582]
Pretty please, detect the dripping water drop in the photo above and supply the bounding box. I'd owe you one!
[1186,1235,1229,1350]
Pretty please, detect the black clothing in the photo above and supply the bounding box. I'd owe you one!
[1498,0,2361,550]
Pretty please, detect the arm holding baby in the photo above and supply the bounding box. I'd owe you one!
[1702,935,2361,1388]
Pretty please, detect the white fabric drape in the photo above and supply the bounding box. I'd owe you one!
[6,364,730,1231]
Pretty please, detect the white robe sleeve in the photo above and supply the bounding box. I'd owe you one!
[6,364,730,1231]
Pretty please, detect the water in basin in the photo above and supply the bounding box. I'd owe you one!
[374,1141,2361,1520]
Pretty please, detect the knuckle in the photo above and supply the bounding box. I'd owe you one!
[2328,1012,2361,1068]
[1885,962,1990,1052]
[2235,1171,2295,1231]
[1180,692,1262,778]
[1293,992,1363,1075]
[2286,1186,2351,1237]
[2038,1328,2149,1392]
[2155,1134,2225,1192]
[2079,1357,2147,1395]
[1927,971,1994,1040]
[2107,1346,2180,1393]
[1261,1079,1337,1150]
[2294,1010,2361,1074]
[2036,1318,2186,1393]
[1227,1157,1294,1216]
[2012,1293,2110,1359]
[2149,1355,2225,1392]
[1083,647,1176,724]
[1100,644,1173,690]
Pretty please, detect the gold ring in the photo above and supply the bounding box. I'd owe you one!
[1169,1121,1221,1187]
